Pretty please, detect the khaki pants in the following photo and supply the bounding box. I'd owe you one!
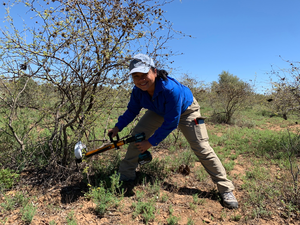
[118,98,235,193]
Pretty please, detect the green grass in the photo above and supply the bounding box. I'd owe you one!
[84,172,124,216]
[0,169,20,190]
[160,193,169,203]
[195,166,209,182]
[20,202,37,224]
[1,97,300,224]
[189,194,205,211]
[66,211,77,225]
[187,217,195,225]
[80,103,299,221]
[208,124,299,167]
[75,105,300,223]
[143,178,161,197]
[167,215,180,225]
[1,191,28,212]
[132,198,156,224]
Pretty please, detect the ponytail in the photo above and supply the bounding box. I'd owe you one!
[151,67,168,81]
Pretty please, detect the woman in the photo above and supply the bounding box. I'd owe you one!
[108,54,238,209]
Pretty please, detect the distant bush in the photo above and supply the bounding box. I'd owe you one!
[268,60,300,120]
[209,71,253,124]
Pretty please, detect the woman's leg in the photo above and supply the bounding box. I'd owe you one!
[118,110,164,181]
[178,98,235,193]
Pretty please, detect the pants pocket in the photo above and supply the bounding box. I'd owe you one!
[193,117,209,140]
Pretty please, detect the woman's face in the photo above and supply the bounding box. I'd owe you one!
[132,68,157,94]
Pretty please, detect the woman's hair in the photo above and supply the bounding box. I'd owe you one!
[150,67,168,81]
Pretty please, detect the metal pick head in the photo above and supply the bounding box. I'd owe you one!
[74,141,86,160]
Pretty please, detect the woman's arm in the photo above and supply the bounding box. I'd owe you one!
[148,88,183,146]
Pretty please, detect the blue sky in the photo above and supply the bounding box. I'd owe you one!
[164,0,300,93]
[1,0,299,93]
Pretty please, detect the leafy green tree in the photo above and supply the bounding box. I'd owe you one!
[0,0,183,168]
[210,71,252,124]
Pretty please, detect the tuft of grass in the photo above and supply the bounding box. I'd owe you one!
[20,202,37,224]
[189,193,205,210]
[223,160,235,172]
[144,178,161,197]
[1,191,28,212]
[251,206,272,219]
[132,198,156,224]
[195,166,208,182]
[66,211,77,225]
[135,189,145,201]
[85,172,124,216]
[167,215,180,225]
[160,193,169,203]
[0,218,8,224]
[193,194,205,205]
[167,204,180,225]
[187,217,195,225]
[231,214,242,221]
[87,151,123,186]
[220,209,227,221]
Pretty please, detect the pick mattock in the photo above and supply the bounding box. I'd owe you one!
[74,132,152,165]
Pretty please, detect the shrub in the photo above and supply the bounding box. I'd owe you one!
[132,198,156,224]
[0,169,20,190]
[85,172,123,216]
[209,71,253,124]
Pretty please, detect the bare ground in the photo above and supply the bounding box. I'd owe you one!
[1,124,300,224]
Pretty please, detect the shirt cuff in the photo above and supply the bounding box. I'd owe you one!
[148,136,160,146]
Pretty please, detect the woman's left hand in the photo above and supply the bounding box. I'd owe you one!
[134,140,152,153]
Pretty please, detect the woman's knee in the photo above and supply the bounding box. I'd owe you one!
[191,140,216,158]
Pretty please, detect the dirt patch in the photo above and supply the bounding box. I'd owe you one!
[1,134,300,225]
[1,155,298,225]
[257,122,300,133]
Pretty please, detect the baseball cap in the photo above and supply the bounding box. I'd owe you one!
[129,54,155,74]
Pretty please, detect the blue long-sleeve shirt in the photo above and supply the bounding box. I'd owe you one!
[115,76,193,146]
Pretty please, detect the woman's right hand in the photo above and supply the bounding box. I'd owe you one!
[108,126,120,138]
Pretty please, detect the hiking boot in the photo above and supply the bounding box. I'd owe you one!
[220,192,238,209]
[118,174,135,197]
[119,173,135,182]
